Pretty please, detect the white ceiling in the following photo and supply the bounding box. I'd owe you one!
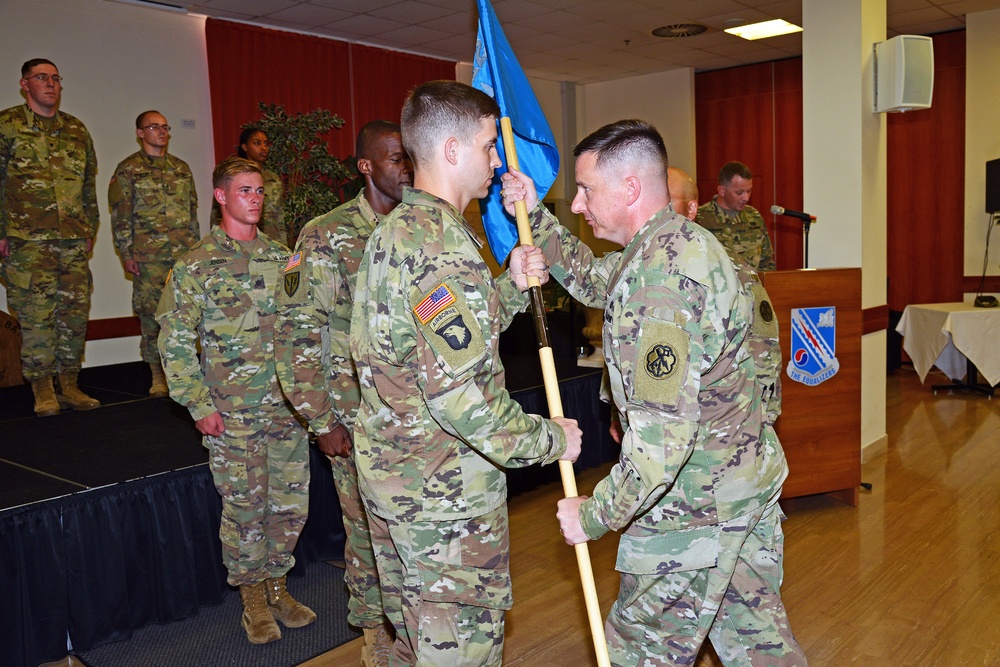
[167,0,995,83]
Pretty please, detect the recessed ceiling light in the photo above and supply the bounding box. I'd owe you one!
[724,19,802,40]
[652,23,708,39]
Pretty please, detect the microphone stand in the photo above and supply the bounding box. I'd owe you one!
[802,216,813,268]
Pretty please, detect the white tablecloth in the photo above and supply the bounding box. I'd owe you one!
[896,302,1000,386]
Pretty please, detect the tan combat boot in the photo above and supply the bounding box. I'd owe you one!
[56,372,100,410]
[239,581,281,644]
[266,575,316,628]
[149,362,169,398]
[30,376,60,417]
[361,621,393,667]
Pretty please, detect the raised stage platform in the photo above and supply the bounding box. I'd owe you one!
[2,317,616,667]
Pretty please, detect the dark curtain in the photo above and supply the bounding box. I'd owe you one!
[2,447,345,667]
[3,376,612,667]
[204,19,454,162]
[507,371,617,496]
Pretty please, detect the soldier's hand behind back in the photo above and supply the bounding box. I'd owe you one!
[552,416,582,462]
[316,423,353,458]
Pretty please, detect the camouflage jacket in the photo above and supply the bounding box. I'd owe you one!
[350,187,568,521]
[275,189,380,435]
[108,150,199,264]
[696,197,775,271]
[531,204,787,570]
[156,225,290,420]
[210,168,285,245]
[729,252,782,426]
[0,104,99,241]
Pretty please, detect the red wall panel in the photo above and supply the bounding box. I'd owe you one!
[697,30,966,299]
[205,19,454,162]
[695,59,803,270]
[886,30,966,310]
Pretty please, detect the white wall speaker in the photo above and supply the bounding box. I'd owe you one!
[874,35,934,113]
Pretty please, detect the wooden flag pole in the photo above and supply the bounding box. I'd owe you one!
[499,117,610,667]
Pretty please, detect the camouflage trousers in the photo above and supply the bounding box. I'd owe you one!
[607,493,807,666]
[367,505,512,666]
[330,451,386,628]
[205,401,309,587]
[1,238,91,381]
[132,261,172,364]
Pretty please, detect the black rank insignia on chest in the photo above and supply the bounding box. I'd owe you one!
[645,343,677,379]
[284,271,300,297]
[435,314,472,351]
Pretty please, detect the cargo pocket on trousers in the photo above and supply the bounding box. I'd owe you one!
[419,561,513,611]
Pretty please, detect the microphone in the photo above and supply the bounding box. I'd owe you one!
[770,205,816,222]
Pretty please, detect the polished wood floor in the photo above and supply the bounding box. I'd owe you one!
[304,368,1000,666]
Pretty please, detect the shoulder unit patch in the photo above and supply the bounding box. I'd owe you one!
[414,284,456,324]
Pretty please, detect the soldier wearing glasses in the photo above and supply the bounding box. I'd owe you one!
[0,58,100,416]
[109,111,199,397]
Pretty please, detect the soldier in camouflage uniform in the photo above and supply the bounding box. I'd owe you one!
[605,166,782,445]
[0,58,101,416]
[669,166,782,426]
[109,110,199,398]
[349,81,582,666]
[275,120,412,667]
[696,161,776,271]
[210,128,287,246]
[156,157,315,646]
[502,121,805,666]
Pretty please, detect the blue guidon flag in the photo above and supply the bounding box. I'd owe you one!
[786,306,840,386]
[471,0,560,265]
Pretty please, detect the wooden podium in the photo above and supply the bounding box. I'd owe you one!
[761,268,862,505]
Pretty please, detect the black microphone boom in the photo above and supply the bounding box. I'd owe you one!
[770,205,816,222]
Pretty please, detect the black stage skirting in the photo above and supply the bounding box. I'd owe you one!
[2,316,617,667]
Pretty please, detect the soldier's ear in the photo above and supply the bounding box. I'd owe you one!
[445,137,459,166]
[624,176,641,206]
[358,158,372,176]
[214,188,226,206]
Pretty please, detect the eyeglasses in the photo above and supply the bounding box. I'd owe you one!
[26,74,63,84]
[141,124,171,133]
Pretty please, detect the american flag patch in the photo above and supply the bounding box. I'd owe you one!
[284,252,301,271]
[414,284,456,324]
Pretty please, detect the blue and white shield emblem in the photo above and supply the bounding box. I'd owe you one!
[786,307,840,386]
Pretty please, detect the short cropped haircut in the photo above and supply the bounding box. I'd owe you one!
[573,119,668,182]
[22,59,56,78]
[237,127,265,159]
[135,110,161,129]
[212,156,261,189]
[401,81,500,169]
[718,161,753,185]
[356,120,401,160]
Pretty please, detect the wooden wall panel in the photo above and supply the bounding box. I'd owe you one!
[886,30,966,311]
[695,59,803,270]
[772,58,805,269]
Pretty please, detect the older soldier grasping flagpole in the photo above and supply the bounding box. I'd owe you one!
[503,120,806,666]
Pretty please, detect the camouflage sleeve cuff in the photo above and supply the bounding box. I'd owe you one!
[310,415,340,437]
[541,418,568,465]
[579,497,611,541]
[189,400,217,422]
